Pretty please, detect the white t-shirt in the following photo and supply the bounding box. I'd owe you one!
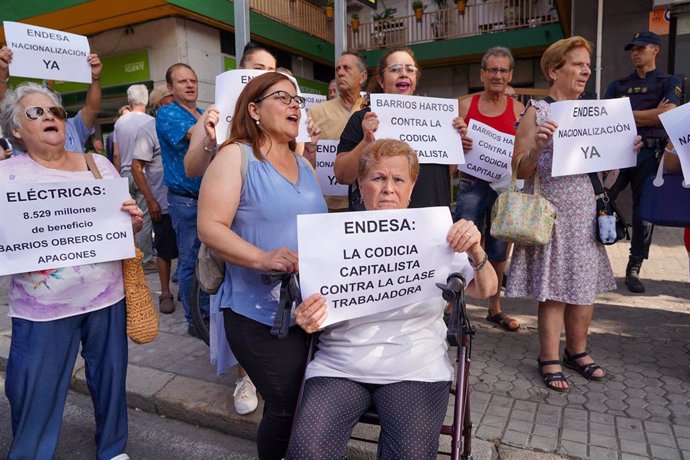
[114,111,154,173]
[305,253,475,384]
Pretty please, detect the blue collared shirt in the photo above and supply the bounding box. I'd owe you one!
[155,101,204,196]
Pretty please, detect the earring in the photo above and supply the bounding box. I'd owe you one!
[254,118,260,125]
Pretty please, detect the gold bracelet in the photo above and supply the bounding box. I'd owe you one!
[203,136,217,153]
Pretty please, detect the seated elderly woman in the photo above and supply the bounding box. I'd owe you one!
[288,139,497,459]
[0,82,142,460]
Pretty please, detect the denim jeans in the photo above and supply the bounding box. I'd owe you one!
[167,192,209,324]
[6,300,128,460]
[453,175,509,262]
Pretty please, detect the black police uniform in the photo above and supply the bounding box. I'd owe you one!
[604,69,682,260]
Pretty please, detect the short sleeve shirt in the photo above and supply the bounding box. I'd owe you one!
[132,118,168,213]
[114,112,155,173]
[0,153,125,321]
[155,102,203,196]
[65,109,95,153]
[338,107,451,210]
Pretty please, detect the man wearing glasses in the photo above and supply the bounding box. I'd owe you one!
[457,46,525,332]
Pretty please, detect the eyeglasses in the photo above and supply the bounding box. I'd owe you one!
[386,64,418,75]
[254,90,306,109]
[482,67,512,75]
[24,106,67,121]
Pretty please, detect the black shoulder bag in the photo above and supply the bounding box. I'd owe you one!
[589,173,630,245]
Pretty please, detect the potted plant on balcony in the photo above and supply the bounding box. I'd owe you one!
[456,0,467,15]
[325,0,334,21]
[351,13,360,32]
[412,1,425,22]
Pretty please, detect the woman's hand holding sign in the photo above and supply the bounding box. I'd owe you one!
[295,293,328,333]
[362,112,379,143]
[535,119,558,152]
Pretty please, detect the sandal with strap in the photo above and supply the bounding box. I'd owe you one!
[486,311,520,331]
[537,358,570,393]
[563,349,606,381]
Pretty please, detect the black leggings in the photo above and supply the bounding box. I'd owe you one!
[288,377,451,459]
[223,308,308,460]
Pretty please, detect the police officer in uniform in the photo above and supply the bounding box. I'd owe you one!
[605,31,682,293]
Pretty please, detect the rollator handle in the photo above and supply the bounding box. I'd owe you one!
[436,272,466,302]
[437,273,466,347]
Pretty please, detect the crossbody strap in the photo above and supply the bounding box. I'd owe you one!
[84,153,102,179]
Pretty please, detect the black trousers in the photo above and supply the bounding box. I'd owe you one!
[224,308,308,460]
[608,148,659,260]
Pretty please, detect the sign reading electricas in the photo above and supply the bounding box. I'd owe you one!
[298,207,454,327]
[459,119,514,182]
[550,98,637,177]
[3,21,92,84]
[659,102,690,183]
[315,140,348,196]
[215,69,310,143]
[371,94,463,165]
[0,178,135,276]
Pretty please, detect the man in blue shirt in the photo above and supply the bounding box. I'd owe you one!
[155,63,208,337]
[0,45,102,153]
[604,31,682,293]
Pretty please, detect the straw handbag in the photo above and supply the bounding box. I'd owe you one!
[84,153,158,344]
[490,164,556,246]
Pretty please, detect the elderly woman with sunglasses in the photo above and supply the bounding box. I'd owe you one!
[0,83,142,460]
[198,72,325,460]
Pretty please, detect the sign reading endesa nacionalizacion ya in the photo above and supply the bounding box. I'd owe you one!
[371,94,463,165]
[0,178,135,276]
[550,98,637,177]
[3,21,92,83]
[315,140,348,197]
[298,207,454,327]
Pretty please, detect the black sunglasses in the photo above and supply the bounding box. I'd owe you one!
[24,106,67,121]
[254,90,306,109]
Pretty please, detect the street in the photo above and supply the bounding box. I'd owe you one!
[0,372,257,460]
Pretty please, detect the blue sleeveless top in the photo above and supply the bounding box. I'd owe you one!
[221,143,327,326]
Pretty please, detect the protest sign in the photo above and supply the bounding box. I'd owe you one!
[459,119,514,182]
[659,102,690,184]
[550,98,637,177]
[4,21,91,83]
[0,178,135,276]
[214,69,310,143]
[370,94,463,165]
[298,207,454,327]
[303,92,327,112]
[315,140,348,196]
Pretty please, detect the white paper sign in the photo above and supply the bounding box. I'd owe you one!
[315,140,348,196]
[370,94,463,165]
[303,93,327,112]
[550,99,637,177]
[459,119,515,182]
[4,21,91,83]
[298,207,454,327]
[214,69,310,143]
[0,178,135,276]
[659,102,690,183]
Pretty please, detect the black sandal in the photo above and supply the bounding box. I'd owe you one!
[563,349,606,381]
[537,358,570,393]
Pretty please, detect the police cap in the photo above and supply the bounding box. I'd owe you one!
[624,31,661,51]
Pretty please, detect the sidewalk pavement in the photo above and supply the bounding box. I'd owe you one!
[1,226,688,459]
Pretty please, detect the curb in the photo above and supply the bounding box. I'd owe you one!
[0,332,565,459]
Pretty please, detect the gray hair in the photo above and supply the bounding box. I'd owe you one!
[341,51,367,73]
[0,82,62,153]
[127,84,149,106]
[481,46,515,70]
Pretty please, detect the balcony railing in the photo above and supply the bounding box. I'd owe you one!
[348,0,558,51]
[249,0,334,43]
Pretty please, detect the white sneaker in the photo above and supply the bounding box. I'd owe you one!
[233,375,258,415]
[110,455,130,460]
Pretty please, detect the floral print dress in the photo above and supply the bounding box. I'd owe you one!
[505,100,616,305]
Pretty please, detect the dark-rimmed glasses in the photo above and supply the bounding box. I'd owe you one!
[254,90,306,109]
[24,106,67,121]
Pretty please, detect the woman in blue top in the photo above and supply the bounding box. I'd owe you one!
[198,72,326,460]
